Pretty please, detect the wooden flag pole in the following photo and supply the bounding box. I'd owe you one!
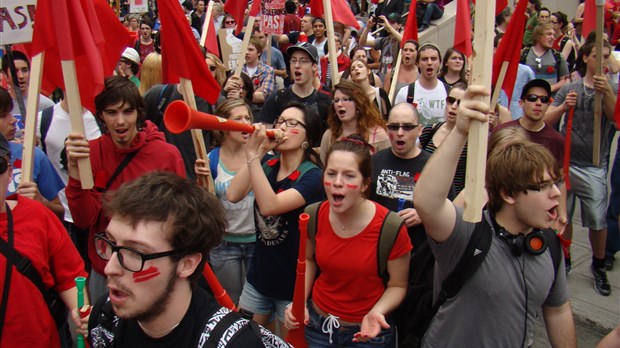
[592,0,605,166]
[234,17,257,77]
[61,60,94,189]
[179,79,214,192]
[200,0,215,47]
[388,53,403,103]
[21,52,44,184]
[490,61,509,112]
[323,0,340,86]
[463,0,495,223]
[267,35,273,67]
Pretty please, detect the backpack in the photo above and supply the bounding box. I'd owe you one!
[394,218,562,348]
[39,105,105,155]
[519,47,565,81]
[304,201,405,285]
[405,81,450,105]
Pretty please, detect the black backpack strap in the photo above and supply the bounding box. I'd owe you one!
[520,47,531,64]
[552,49,564,81]
[304,201,323,246]
[542,228,562,281]
[40,105,55,155]
[406,82,415,104]
[434,220,492,309]
[377,211,405,285]
[104,150,140,191]
[205,311,242,347]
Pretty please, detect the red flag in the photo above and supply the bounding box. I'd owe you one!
[582,0,596,39]
[310,0,361,29]
[401,0,418,47]
[224,0,260,35]
[158,0,221,104]
[30,0,131,112]
[491,0,528,105]
[453,0,472,58]
[495,0,508,15]
[205,20,220,57]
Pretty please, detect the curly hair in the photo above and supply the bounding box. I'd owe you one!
[327,78,385,144]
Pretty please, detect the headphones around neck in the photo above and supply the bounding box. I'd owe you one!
[491,215,548,257]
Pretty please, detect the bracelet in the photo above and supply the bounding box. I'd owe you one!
[247,154,260,165]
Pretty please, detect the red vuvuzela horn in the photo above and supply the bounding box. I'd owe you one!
[164,100,275,137]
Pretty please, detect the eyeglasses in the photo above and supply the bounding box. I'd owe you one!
[225,20,236,24]
[525,178,563,192]
[94,234,180,272]
[209,65,217,71]
[274,118,306,128]
[524,94,551,104]
[290,58,313,66]
[446,96,461,105]
[386,123,419,132]
[0,157,9,175]
[332,97,354,104]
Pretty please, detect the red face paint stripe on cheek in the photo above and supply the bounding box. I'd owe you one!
[345,184,359,189]
[289,129,300,134]
[324,181,332,186]
[132,266,161,283]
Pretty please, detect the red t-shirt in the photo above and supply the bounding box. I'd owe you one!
[312,201,412,323]
[0,196,87,348]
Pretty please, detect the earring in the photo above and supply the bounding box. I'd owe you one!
[301,141,309,150]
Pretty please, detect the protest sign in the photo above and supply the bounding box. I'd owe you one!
[260,0,286,35]
[218,28,242,71]
[0,0,36,45]
[130,0,149,13]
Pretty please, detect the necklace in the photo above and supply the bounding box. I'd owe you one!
[138,320,181,338]
[583,80,595,97]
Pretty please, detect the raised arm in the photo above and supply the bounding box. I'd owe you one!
[414,85,490,243]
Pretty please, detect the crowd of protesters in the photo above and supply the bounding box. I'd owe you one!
[1,0,620,347]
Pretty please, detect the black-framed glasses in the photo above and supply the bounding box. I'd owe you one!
[386,123,419,132]
[94,234,180,272]
[524,94,551,104]
[209,65,217,72]
[274,118,306,128]
[446,96,461,105]
[290,58,313,66]
[525,178,564,192]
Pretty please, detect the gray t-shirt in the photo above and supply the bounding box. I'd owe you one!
[423,209,569,348]
[523,49,569,93]
[552,79,618,168]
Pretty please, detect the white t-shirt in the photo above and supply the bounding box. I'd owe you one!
[394,80,447,125]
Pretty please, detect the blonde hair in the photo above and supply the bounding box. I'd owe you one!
[138,52,162,96]
[206,53,228,87]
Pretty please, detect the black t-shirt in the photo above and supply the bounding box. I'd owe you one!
[88,287,278,347]
[258,87,331,146]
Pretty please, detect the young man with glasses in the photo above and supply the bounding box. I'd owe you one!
[414,84,575,347]
[0,129,87,347]
[65,76,185,302]
[494,79,568,267]
[258,42,331,145]
[370,103,433,248]
[545,39,618,296]
[79,172,289,347]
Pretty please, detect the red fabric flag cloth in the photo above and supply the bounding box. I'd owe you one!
[30,0,131,112]
[495,0,508,15]
[563,107,575,190]
[582,0,597,39]
[453,0,472,58]
[491,0,528,105]
[158,0,221,104]
[205,20,220,57]
[224,0,260,35]
[401,0,418,46]
[310,0,361,29]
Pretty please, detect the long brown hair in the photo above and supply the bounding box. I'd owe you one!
[327,79,385,144]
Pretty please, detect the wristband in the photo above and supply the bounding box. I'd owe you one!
[247,154,260,165]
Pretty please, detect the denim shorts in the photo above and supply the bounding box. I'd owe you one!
[238,281,290,323]
[304,301,395,348]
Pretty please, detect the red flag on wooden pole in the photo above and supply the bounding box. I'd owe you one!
[401,0,418,46]
[205,20,220,57]
[224,0,261,35]
[582,0,597,39]
[158,0,221,104]
[491,0,528,104]
[454,0,472,58]
[31,0,132,112]
[310,0,360,29]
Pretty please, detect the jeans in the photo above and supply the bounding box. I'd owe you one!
[304,301,396,347]
[606,140,620,257]
[210,240,255,305]
[417,3,444,25]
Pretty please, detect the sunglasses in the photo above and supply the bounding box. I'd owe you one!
[209,65,217,71]
[386,123,419,132]
[446,96,461,105]
[0,157,8,175]
[524,94,551,104]
[225,20,236,24]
